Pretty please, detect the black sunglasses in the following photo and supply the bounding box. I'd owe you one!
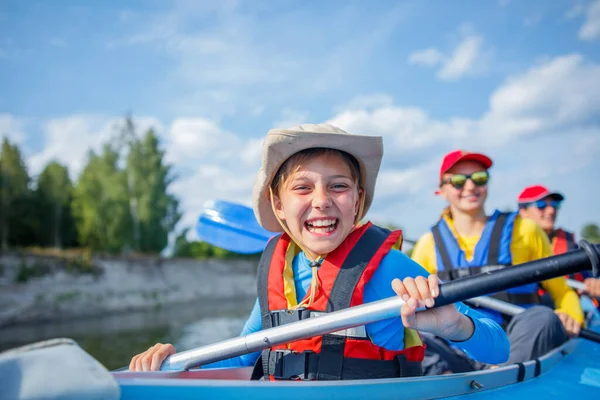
[440,171,490,189]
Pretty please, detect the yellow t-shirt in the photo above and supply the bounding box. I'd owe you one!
[411,214,584,324]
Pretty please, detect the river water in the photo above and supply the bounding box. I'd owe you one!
[0,297,255,370]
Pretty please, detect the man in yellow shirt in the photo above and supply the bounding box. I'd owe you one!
[517,185,600,297]
[411,150,583,374]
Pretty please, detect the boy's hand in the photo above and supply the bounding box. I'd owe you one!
[392,275,474,342]
[129,343,176,371]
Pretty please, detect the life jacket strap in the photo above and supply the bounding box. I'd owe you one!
[437,264,508,281]
[265,349,423,380]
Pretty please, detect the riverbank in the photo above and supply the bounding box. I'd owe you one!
[0,253,257,328]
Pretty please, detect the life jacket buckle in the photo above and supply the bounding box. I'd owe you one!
[268,349,316,380]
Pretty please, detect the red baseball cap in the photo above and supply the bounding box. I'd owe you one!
[438,150,493,180]
[517,185,565,203]
[435,150,493,195]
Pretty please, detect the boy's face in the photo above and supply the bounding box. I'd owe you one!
[439,160,488,214]
[273,152,362,259]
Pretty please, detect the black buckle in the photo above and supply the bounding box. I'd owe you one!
[270,309,311,327]
[450,268,472,280]
[268,350,315,380]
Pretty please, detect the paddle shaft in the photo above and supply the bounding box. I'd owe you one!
[465,295,600,343]
[161,242,599,371]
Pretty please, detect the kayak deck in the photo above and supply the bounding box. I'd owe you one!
[114,317,600,399]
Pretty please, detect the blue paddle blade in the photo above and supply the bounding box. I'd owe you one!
[196,200,273,254]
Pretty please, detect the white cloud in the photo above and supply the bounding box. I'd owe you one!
[12,51,600,244]
[408,48,444,66]
[579,0,600,40]
[438,35,485,81]
[0,114,26,145]
[27,115,163,179]
[329,54,600,236]
[484,54,600,135]
[408,35,487,81]
[161,118,264,235]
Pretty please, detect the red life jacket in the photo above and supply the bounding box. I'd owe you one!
[537,229,581,300]
[551,228,577,256]
[551,229,582,281]
[255,222,425,381]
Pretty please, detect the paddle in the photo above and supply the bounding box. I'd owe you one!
[195,200,274,254]
[159,241,600,371]
[465,295,600,343]
[195,199,416,254]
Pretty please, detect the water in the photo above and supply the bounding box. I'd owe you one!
[0,297,255,370]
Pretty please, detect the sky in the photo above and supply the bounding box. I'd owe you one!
[1,0,599,245]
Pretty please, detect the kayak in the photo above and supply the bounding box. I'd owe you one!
[112,309,600,400]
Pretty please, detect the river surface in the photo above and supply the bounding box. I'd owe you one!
[0,297,255,370]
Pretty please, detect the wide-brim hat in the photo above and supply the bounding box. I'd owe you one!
[252,123,383,232]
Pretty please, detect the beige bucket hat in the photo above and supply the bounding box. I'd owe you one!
[252,123,384,232]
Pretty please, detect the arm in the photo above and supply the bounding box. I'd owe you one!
[453,302,510,364]
[365,250,509,364]
[542,277,584,324]
[524,221,584,324]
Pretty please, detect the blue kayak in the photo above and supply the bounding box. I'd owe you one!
[113,312,600,400]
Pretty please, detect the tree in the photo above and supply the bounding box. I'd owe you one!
[126,127,181,253]
[0,137,30,249]
[72,146,132,253]
[36,161,76,248]
[581,223,600,244]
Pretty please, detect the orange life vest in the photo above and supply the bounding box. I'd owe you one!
[551,228,577,256]
[551,229,583,281]
[255,222,425,380]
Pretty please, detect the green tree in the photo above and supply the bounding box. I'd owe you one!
[581,223,600,244]
[72,146,132,253]
[0,137,30,249]
[36,161,77,248]
[126,127,181,253]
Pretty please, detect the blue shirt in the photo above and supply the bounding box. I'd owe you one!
[204,249,509,368]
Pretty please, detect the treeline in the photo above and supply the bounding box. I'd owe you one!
[1,116,599,257]
[0,116,240,259]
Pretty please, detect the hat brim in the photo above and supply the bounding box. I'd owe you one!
[519,191,565,203]
[252,128,383,232]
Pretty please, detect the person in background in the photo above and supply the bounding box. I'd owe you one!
[517,185,600,298]
[411,150,583,374]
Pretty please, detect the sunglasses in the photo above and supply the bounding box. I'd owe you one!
[441,171,490,189]
[521,200,562,210]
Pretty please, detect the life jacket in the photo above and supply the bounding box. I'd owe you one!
[550,229,581,281]
[254,222,425,381]
[431,211,541,323]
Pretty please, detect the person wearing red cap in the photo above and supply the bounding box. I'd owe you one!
[518,185,600,298]
[411,149,583,374]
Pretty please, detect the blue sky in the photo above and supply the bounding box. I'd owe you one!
[1,0,599,244]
